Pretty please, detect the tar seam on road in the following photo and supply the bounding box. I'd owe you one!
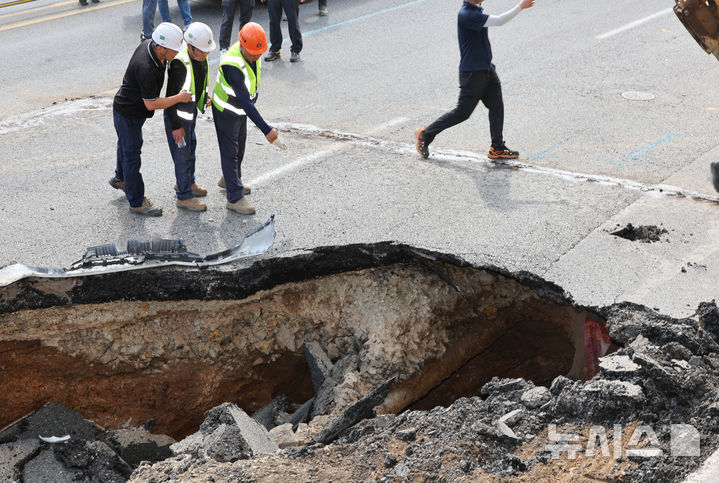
[596,7,674,40]
[273,121,719,205]
[4,96,717,205]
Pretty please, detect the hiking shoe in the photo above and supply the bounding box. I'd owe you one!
[176,197,207,212]
[290,51,300,63]
[711,162,719,192]
[265,51,281,62]
[217,176,251,194]
[414,127,429,159]
[319,5,328,15]
[488,146,519,159]
[226,197,255,215]
[174,183,207,197]
[129,197,162,217]
[109,177,125,192]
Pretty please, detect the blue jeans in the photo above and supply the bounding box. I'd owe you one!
[142,0,158,38]
[163,110,198,200]
[113,110,147,207]
[212,105,248,203]
[158,0,192,28]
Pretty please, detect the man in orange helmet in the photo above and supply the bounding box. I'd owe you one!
[212,22,279,215]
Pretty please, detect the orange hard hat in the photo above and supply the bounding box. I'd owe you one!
[239,22,268,55]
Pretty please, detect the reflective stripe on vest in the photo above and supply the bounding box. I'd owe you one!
[212,42,260,116]
[174,48,208,118]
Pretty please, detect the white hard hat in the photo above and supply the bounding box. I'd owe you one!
[184,22,216,52]
[152,22,184,52]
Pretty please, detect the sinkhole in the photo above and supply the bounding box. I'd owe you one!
[0,243,612,439]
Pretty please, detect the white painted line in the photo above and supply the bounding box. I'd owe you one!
[249,117,407,187]
[596,7,673,40]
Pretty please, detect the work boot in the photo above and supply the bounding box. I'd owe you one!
[488,145,519,159]
[711,162,719,192]
[176,197,207,212]
[226,197,255,215]
[290,51,301,63]
[174,183,207,197]
[319,5,328,15]
[265,51,281,62]
[129,197,162,217]
[414,127,429,159]
[109,177,125,192]
[217,176,251,194]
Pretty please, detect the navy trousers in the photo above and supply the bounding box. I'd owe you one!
[212,104,248,203]
[424,67,505,149]
[267,0,302,54]
[163,110,198,201]
[113,109,147,208]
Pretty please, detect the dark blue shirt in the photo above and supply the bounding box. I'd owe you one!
[223,63,272,135]
[458,2,492,72]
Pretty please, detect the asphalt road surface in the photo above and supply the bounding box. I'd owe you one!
[1,0,719,318]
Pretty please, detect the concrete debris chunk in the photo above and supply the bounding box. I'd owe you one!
[499,409,525,427]
[105,427,174,467]
[0,402,101,444]
[480,377,527,397]
[0,439,40,482]
[396,428,417,442]
[174,403,278,460]
[599,354,640,374]
[311,354,360,419]
[290,397,315,431]
[268,423,302,449]
[672,359,691,370]
[22,448,83,483]
[251,393,291,431]
[202,424,251,462]
[582,380,645,403]
[549,375,572,396]
[495,420,519,442]
[304,341,334,393]
[520,387,551,409]
[54,439,133,482]
[311,377,396,445]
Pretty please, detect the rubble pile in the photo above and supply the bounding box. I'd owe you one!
[1,244,718,481]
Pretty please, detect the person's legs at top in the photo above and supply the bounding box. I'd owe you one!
[141,0,158,39]
[157,0,171,22]
[163,111,193,201]
[318,0,327,15]
[177,0,193,28]
[219,0,238,51]
[238,0,255,28]
[416,70,485,157]
[266,0,283,59]
[481,67,505,149]
[282,0,302,58]
[113,110,146,208]
[212,105,248,202]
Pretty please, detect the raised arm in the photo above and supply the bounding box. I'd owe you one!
[484,0,534,27]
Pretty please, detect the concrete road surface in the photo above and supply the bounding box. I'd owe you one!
[1,0,719,319]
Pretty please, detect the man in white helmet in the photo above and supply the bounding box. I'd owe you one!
[163,22,215,212]
[109,22,192,217]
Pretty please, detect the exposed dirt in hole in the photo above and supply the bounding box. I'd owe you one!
[610,223,668,242]
[2,243,718,482]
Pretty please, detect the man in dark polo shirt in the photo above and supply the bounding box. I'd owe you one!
[415,0,535,161]
[109,22,192,217]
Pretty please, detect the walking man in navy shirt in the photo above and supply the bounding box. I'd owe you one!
[415,0,535,160]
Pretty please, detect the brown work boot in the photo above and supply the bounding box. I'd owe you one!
[174,183,208,197]
[176,197,207,212]
[217,176,251,194]
[226,197,255,215]
[129,197,162,217]
[109,177,125,192]
[415,127,429,159]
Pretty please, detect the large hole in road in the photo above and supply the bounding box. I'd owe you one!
[0,243,609,439]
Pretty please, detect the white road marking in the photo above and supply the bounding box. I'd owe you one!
[596,7,674,40]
